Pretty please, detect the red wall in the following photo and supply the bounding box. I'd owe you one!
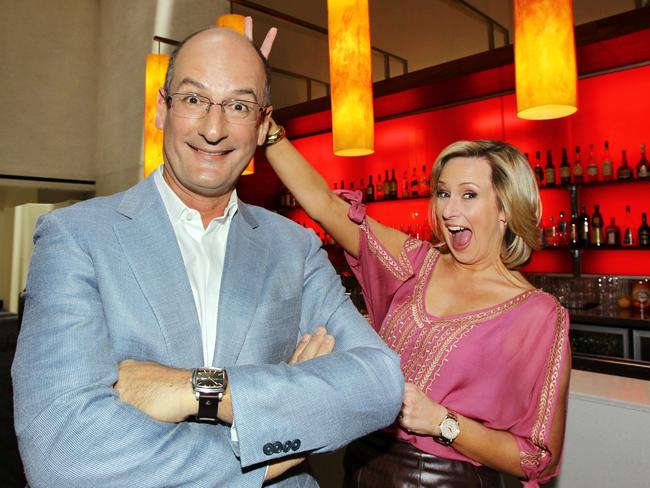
[287,64,650,275]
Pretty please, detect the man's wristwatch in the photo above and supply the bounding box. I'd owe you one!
[433,410,460,446]
[191,367,227,422]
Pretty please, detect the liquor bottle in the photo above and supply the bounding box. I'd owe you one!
[366,175,374,202]
[569,212,579,248]
[534,150,544,187]
[590,204,604,247]
[572,146,583,184]
[601,141,613,182]
[560,147,571,185]
[617,150,633,180]
[359,178,365,200]
[332,182,338,191]
[622,205,635,246]
[420,165,430,196]
[349,181,355,191]
[410,168,419,197]
[402,171,409,199]
[578,205,590,247]
[586,143,599,182]
[340,180,345,190]
[637,144,649,180]
[639,212,650,247]
[544,215,557,247]
[390,169,398,199]
[557,211,568,246]
[545,150,556,187]
[383,170,391,200]
[375,174,384,201]
[605,217,621,246]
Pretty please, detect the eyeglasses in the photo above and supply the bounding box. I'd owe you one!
[164,91,266,124]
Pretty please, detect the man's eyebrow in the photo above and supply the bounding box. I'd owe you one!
[231,88,258,102]
[174,79,259,102]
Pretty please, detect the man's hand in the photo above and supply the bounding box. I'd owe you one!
[288,326,335,364]
[114,360,196,423]
[264,326,335,481]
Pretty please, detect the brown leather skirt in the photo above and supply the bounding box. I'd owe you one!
[343,432,501,488]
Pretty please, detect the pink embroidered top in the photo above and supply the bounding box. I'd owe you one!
[340,191,570,488]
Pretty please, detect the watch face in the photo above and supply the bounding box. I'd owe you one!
[193,368,226,392]
[441,418,460,439]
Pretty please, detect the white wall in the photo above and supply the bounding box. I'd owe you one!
[0,0,99,180]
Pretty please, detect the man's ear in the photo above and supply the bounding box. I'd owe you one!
[257,107,273,146]
[155,90,168,130]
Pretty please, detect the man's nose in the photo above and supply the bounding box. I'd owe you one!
[198,104,227,143]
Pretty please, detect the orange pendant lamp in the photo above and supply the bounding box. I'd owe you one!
[144,53,169,177]
[514,0,577,120]
[217,13,254,175]
[327,0,374,156]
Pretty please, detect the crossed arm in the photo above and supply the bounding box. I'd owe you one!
[114,327,336,481]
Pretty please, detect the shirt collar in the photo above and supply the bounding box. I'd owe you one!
[153,165,239,225]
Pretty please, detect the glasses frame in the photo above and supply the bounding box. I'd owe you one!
[162,90,267,123]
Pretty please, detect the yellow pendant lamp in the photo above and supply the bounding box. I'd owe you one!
[327,0,375,156]
[217,13,254,175]
[514,0,577,120]
[144,53,169,177]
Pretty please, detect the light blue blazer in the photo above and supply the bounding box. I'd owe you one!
[12,175,403,487]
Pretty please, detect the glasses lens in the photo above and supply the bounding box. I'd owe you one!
[222,99,260,124]
[171,94,208,118]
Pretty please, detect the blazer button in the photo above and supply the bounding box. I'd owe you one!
[263,443,274,456]
[283,440,293,453]
[273,441,283,454]
[291,439,301,451]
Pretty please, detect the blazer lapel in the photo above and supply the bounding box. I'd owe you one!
[213,202,268,367]
[113,177,203,368]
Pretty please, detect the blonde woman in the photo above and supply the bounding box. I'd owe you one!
[264,128,570,487]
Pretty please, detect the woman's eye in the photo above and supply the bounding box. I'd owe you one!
[436,190,449,198]
[184,95,200,105]
[463,192,477,199]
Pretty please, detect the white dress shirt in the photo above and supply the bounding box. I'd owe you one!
[153,166,238,367]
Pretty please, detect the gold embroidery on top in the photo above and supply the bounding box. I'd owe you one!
[517,297,567,473]
[377,246,540,393]
[404,238,425,254]
[361,222,417,281]
[531,299,567,448]
[520,449,547,468]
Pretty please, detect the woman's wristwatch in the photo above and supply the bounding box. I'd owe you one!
[433,410,460,446]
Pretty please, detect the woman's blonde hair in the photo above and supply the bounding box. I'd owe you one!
[428,140,542,269]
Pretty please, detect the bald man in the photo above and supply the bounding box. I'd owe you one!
[12,27,402,487]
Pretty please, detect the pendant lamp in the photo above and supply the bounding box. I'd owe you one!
[144,53,169,177]
[327,0,375,156]
[514,0,577,120]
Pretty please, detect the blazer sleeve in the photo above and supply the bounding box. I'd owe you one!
[11,213,266,488]
[226,227,404,468]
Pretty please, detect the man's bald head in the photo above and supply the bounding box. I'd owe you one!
[163,26,271,106]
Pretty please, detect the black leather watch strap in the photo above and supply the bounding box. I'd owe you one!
[197,392,221,421]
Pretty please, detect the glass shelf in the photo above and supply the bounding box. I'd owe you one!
[539,178,650,191]
[539,246,650,251]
